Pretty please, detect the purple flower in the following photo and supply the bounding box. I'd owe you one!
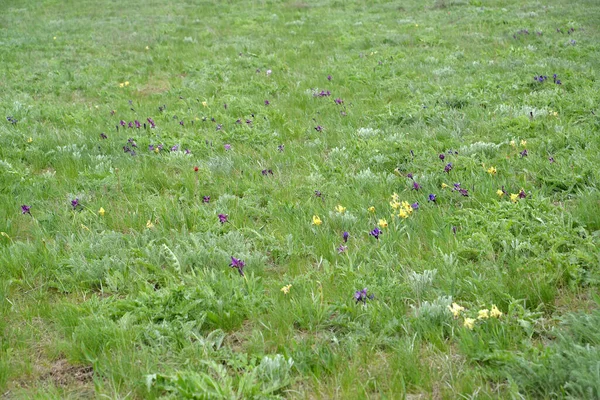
[439,153,445,161]
[171,145,179,152]
[337,245,347,253]
[452,226,457,235]
[71,198,79,209]
[264,100,270,106]
[444,163,453,173]
[128,138,137,147]
[411,202,419,210]
[334,98,343,105]
[246,119,252,125]
[179,120,184,126]
[327,75,332,81]
[100,133,107,139]
[315,125,323,132]
[369,227,381,240]
[314,190,322,198]
[21,205,31,215]
[555,79,562,85]
[157,144,164,151]
[236,119,242,124]
[549,156,555,163]
[262,169,268,176]
[134,120,141,128]
[120,120,126,127]
[407,173,413,180]
[218,214,228,224]
[224,144,232,151]
[203,196,210,203]
[278,144,285,152]
[216,124,222,131]
[354,288,374,304]
[519,189,527,199]
[343,231,349,243]
[428,194,437,202]
[230,257,245,276]
[224,103,228,109]
[147,117,156,128]
[459,188,469,197]
[412,181,421,191]
[128,122,134,129]
[520,149,528,158]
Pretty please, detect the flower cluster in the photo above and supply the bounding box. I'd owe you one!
[448,302,503,330]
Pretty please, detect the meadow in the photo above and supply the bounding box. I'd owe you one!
[1,0,600,398]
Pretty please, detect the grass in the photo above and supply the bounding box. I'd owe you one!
[1,0,600,398]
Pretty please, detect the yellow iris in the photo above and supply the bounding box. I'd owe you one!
[335,205,346,214]
[312,215,322,226]
[98,207,105,216]
[510,193,519,203]
[487,166,497,175]
[378,219,388,228]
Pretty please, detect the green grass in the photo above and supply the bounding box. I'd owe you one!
[1,0,600,398]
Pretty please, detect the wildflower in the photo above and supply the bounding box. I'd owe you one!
[147,117,156,128]
[368,206,375,213]
[278,144,285,152]
[518,189,527,199]
[124,81,129,86]
[203,196,210,203]
[224,144,231,151]
[439,153,445,161]
[407,173,413,180]
[281,284,292,294]
[490,305,503,318]
[230,257,245,276]
[314,190,322,198]
[202,101,208,107]
[264,100,270,106]
[452,226,457,235]
[463,317,475,330]
[496,189,504,197]
[71,198,80,209]
[549,156,555,163]
[510,193,519,203]
[327,75,332,81]
[487,166,497,175]
[98,207,105,216]
[441,183,449,189]
[312,215,322,226]
[21,205,31,215]
[343,231,349,242]
[216,124,222,131]
[146,220,154,229]
[314,125,323,132]
[448,303,464,318]
[266,69,272,76]
[337,245,347,253]
[428,194,437,203]
[477,309,490,320]
[119,83,124,88]
[411,202,419,210]
[510,140,516,147]
[398,209,408,219]
[145,46,149,50]
[378,219,388,229]
[412,181,421,191]
[218,214,229,224]
[335,204,346,214]
[354,288,374,304]
[520,140,527,147]
[194,166,199,172]
[369,227,381,240]
[120,120,126,127]
[444,163,453,173]
[334,98,343,105]
[171,145,179,152]
[27,137,33,143]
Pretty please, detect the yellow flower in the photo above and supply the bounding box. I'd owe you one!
[490,305,503,318]
[448,303,465,318]
[393,168,401,176]
[124,81,130,86]
[496,189,504,197]
[27,137,33,143]
[463,317,475,330]
[520,140,527,147]
[145,46,149,50]
[119,83,124,88]
[202,101,208,108]
[312,215,322,226]
[53,36,57,40]
[487,166,497,175]
[389,200,401,209]
[510,140,516,147]
[391,192,399,202]
[335,204,346,214]
[477,309,490,320]
[441,183,449,189]
[378,219,388,228]
[398,209,408,219]
[98,207,105,216]
[401,201,413,214]
[510,193,519,203]
[552,111,558,117]
[154,148,159,154]
[368,206,375,213]
[146,220,154,229]
[280,284,292,294]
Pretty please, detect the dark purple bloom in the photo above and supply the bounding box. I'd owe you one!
[100,133,107,139]
[354,288,374,304]
[264,100,270,106]
[21,205,31,215]
[245,119,252,125]
[519,189,527,199]
[439,153,445,161]
[171,145,179,152]
[520,149,528,158]
[549,156,555,163]
[314,190,322,198]
[412,181,421,191]
[128,122,134,129]
[334,98,343,105]
[179,120,184,126]
[262,169,268,176]
[343,231,349,243]
[224,103,228,109]
[185,149,191,155]
[327,75,332,81]
[369,227,381,240]
[459,188,469,197]
[157,144,164,151]
[428,194,437,202]
[203,196,210,203]
[123,146,131,153]
[120,120,126,127]
[147,117,156,128]
[411,202,419,210]
[407,173,413,180]
[230,257,245,276]
[315,125,323,132]
[444,163,453,173]
[218,214,228,224]
[128,138,137,147]
[236,119,242,124]
[278,144,285,152]
[452,226,457,235]
[71,198,79,209]
[556,79,561,85]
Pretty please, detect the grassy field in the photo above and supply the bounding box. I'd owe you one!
[1,0,600,398]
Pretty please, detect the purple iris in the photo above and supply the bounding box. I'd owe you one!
[120,120,126,127]
[278,144,285,152]
[264,100,270,106]
[21,205,31,215]
[452,226,457,235]
[412,181,421,191]
[224,144,231,151]
[459,188,469,197]
[354,288,374,304]
[334,98,343,105]
[428,194,437,202]
[203,196,210,203]
[343,231,349,243]
[100,133,107,139]
[407,173,413,180]
[444,163,453,173]
[519,189,527,199]
[147,118,156,128]
[128,138,137,147]
[369,227,381,240]
[315,125,323,132]
[71,198,79,209]
[128,122,134,129]
[171,145,179,152]
[218,214,228,224]
[520,149,528,158]
[439,153,445,161]
[549,156,555,163]
[230,257,245,276]
[236,119,242,124]
[411,202,419,210]
[314,190,322,198]
[327,75,332,81]
[216,124,222,131]
[337,245,347,253]
[246,119,252,125]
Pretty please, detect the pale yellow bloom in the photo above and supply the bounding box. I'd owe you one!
[335,204,346,214]
[487,166,497,175]
[378,219,388,228]
[53,36,57,40]
[477,309,490,320]
[520,140,527,147]
[280,284,292,294]
[398,209,408,219]
[368,206,375,213]
[401,201,413,214]
[154,148,159,154]
[463,317,475,330]
[146,220,154,229]
[391,192,399,202]
[119,83,124,88]
[312,215,322,226]
[496,189,504,197]
[124,81,130,86]
[441,183,449,189]
[98,207,105,216]
[510,140,516,147]
[389,200,401,210]
[510,193,519,203]
[27,137,33,143]
[145,46,149,50]
[393,168,401,176]
[202,101,208,107]
[448,302,465,318]
[490,305,503,318]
